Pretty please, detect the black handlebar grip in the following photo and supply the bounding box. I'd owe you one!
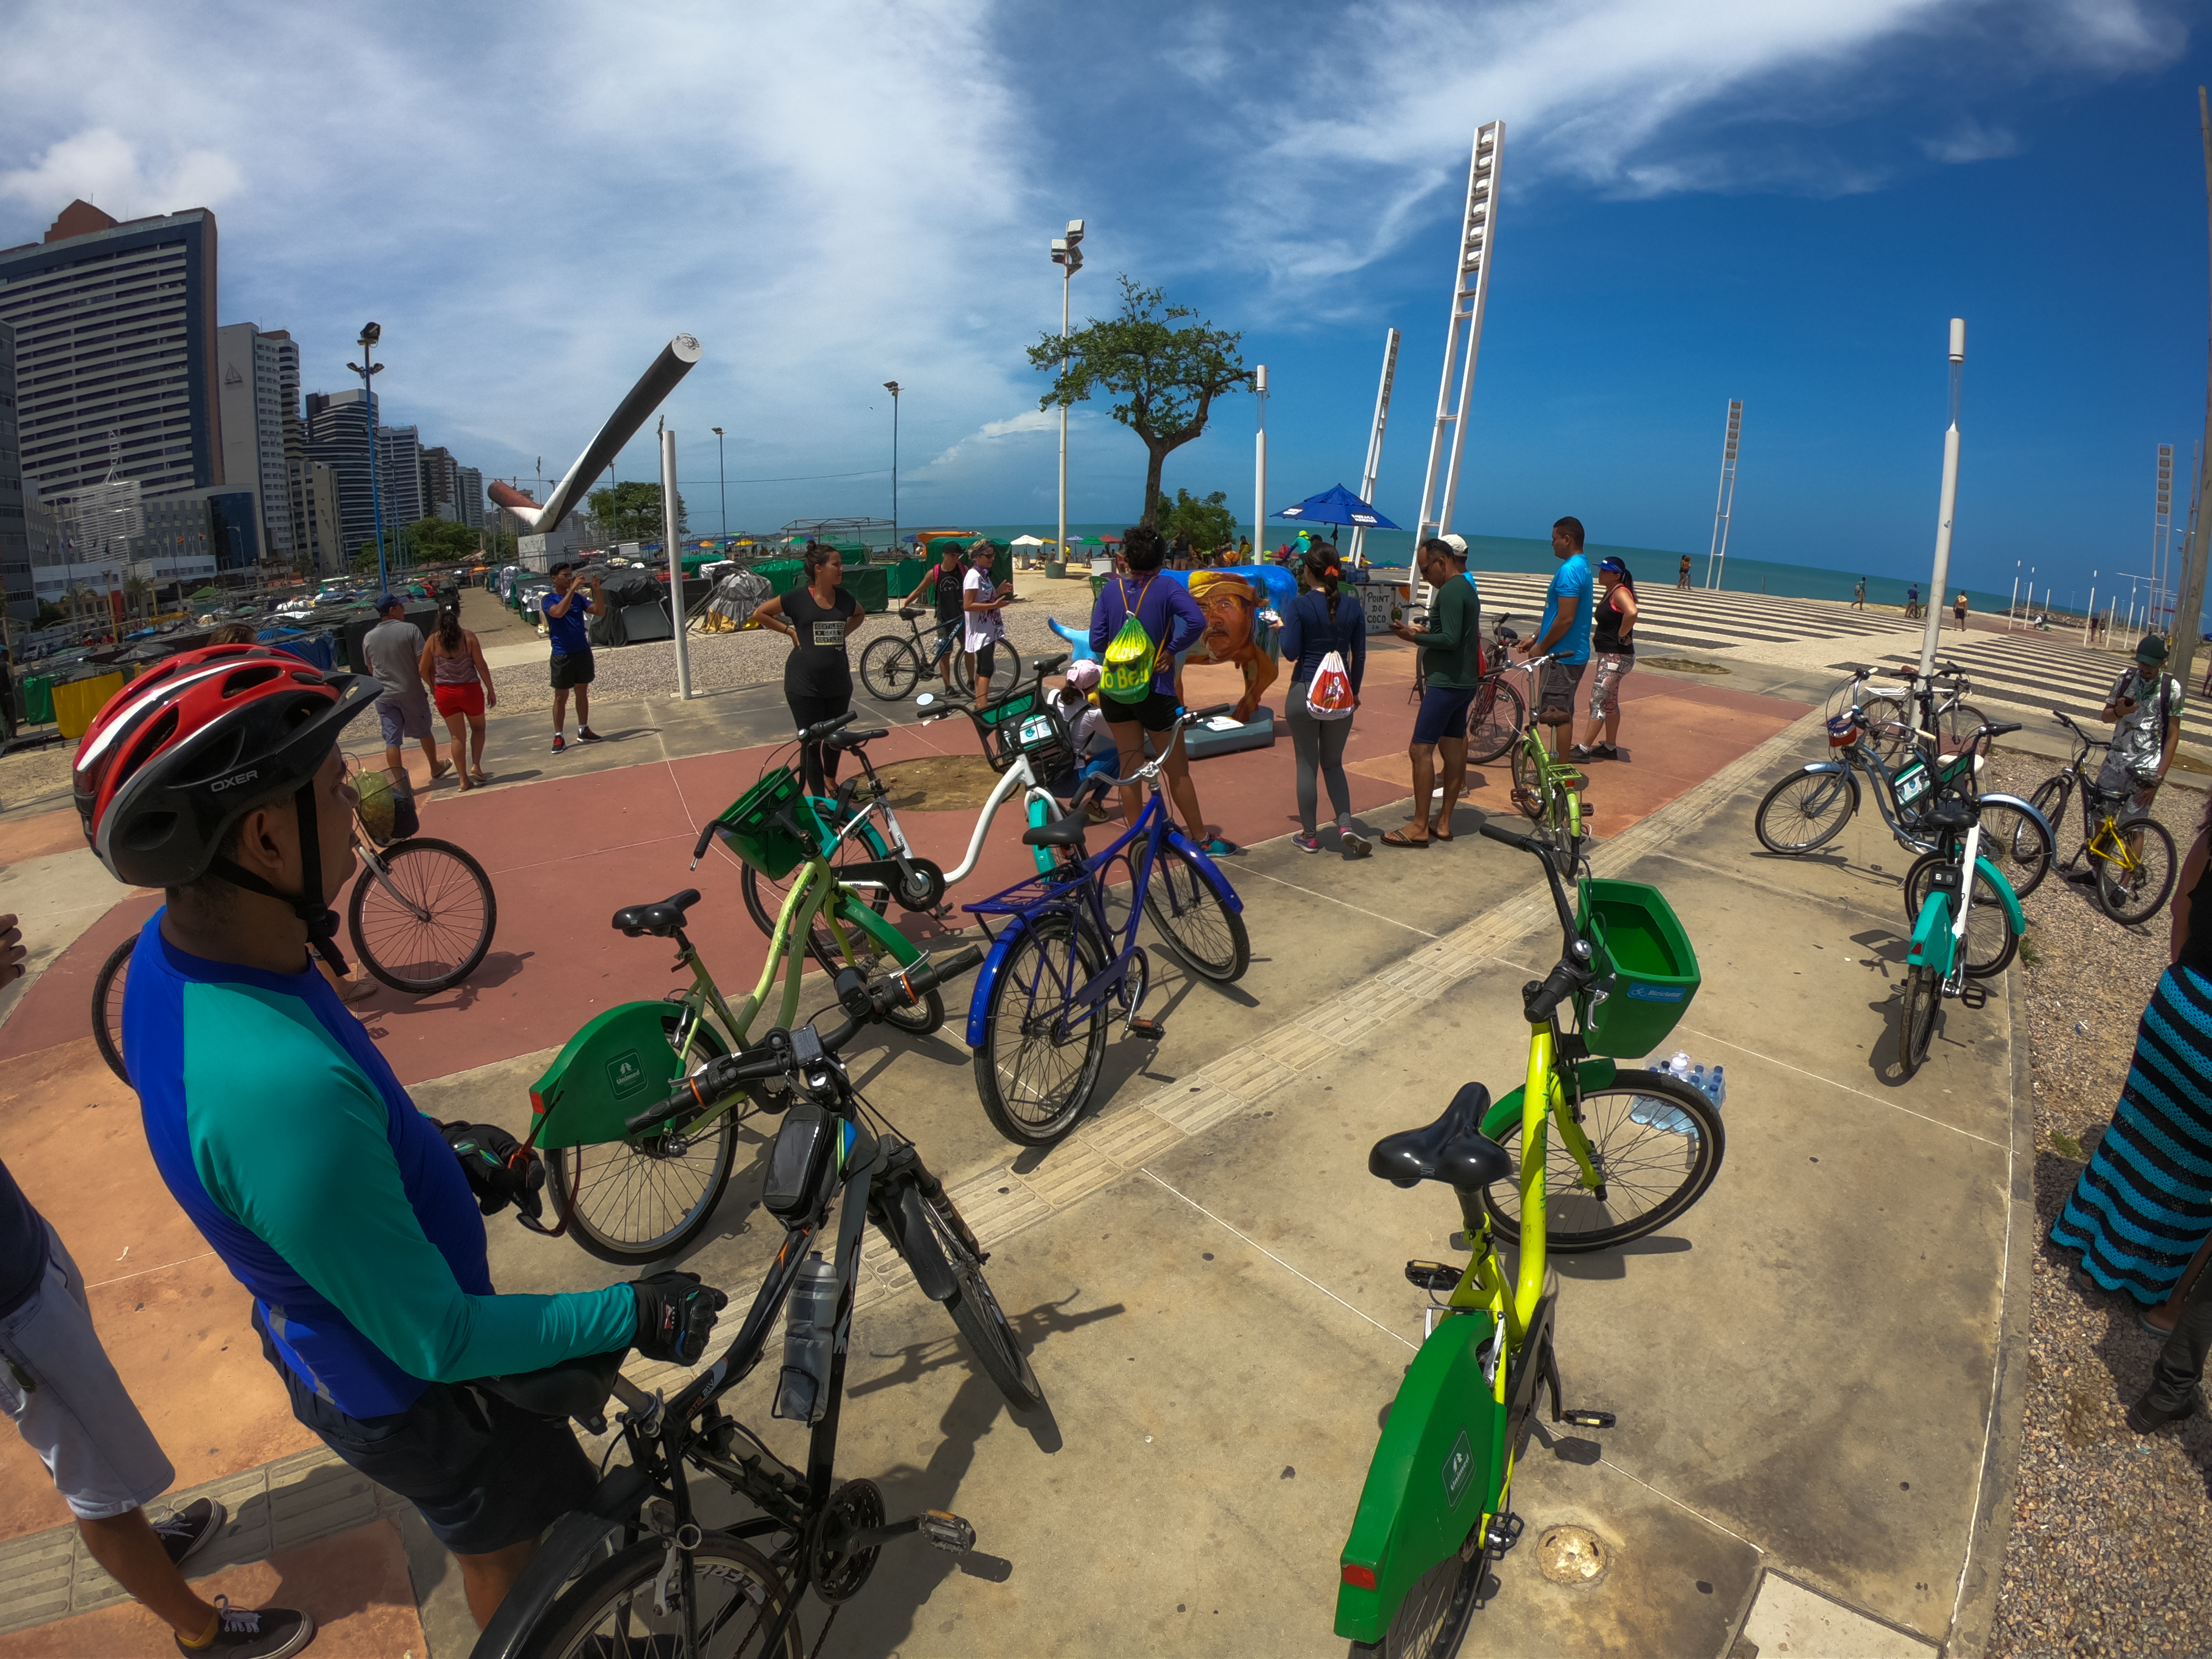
[692,821,719,860]
[1478,822,1540,852]
[1191,703,1235,721]
[624,1058,729,1138]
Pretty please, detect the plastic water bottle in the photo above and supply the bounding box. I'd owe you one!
[773,1254,839,1424]
[1707,1066,1726,1113]
[1631,1053,1698,1136]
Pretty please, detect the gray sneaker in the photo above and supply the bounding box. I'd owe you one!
[1339,826,1372,858]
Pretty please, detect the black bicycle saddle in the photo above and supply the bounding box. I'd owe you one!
[900,606,926,620]
[613,889,702,937]
[1022,810,1092,851]
[475,1348,625,1429]
[1925,799,1975,832]
[1370,1082,1513,1191]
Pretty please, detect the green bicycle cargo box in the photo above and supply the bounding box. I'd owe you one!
[712,765,829,880]
[1575,878,1700,1057]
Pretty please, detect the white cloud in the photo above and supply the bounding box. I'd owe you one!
[1918,118,2021,165]
[924,409,1060,471]
[0,127,242,220]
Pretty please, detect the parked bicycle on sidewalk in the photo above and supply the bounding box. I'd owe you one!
[2028,711,2182,926]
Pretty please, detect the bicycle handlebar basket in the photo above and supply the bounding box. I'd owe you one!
[967,684,1074,777]
[1574,878,1702,1058]
[711,764,830,880]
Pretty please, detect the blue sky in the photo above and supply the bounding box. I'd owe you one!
[1,0,2207,615]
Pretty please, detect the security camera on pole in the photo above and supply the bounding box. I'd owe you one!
[1917,320,1967,708]
[345,322,385,592]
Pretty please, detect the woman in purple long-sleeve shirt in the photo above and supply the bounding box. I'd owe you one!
[1086,526,1235,852]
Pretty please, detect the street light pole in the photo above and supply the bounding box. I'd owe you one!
[1917,319,1966,693]
[1051,220,1084,570]
[883,382,901,553]
[346,322,385,592]
[712,427,727,542]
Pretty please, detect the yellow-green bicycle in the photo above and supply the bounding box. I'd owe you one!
[2028,710,2181,927]
[519,714,946,1264]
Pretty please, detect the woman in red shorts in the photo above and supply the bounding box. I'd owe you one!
[419,606,498,788]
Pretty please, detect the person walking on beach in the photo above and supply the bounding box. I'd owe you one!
[1906,583,1921,620]
[419,606,497,789]
[541,563,606,753]
[962,539,1012,691]
[1281,542,1370,856]
[1854,578,1867,609]
[363,595,446,785]
[1677,555,1691,591]
[1953,591,1969,632]
[750,544,863,800]
[1383,537,1481,847]
[1518,518,1593,758]
[1572,558,1637,761]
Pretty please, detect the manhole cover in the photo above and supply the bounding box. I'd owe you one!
[1535,1524,1607,1586]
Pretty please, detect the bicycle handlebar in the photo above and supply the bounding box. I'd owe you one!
[1479,818,1597,1023]
[1107,704,1233,786]
[796,709,858,745]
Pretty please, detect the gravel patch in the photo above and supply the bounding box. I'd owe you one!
[1984,748,2212,1658]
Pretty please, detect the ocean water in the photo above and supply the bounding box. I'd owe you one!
[961,521,2019,615]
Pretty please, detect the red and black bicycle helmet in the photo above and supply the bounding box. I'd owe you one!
[75,645,381,931]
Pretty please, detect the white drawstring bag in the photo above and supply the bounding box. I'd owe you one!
[1306,651,1356,721]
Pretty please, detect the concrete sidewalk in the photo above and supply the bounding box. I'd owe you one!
[0,667,2028,1656]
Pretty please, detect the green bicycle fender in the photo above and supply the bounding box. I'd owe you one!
[1974,856,2026,937]
[1908,890,1954,974]
[1478,1060,1619,1142]
[528,1000,693,1150]
[1335,1312,1506,1644]
[832,891,923,966]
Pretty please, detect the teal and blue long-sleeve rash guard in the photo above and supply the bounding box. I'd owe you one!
[127,912,637,1417]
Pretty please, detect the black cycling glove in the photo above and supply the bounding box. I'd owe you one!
[437,1120,545,1219]
[630,1271,729,1365]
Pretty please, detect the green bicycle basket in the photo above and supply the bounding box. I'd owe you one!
[1574,878,1701,1058]
[711,765,829,880]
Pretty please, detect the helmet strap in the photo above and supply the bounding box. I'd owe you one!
[208,780,351,976]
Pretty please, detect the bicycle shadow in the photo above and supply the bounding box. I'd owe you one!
[1549,1234,1694,1284]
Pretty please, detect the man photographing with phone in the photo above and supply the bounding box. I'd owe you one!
[543,562,607,753]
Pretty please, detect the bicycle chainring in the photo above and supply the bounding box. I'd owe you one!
[808,1478,885,1603]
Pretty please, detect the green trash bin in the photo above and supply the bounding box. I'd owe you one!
[1574,878,1701,1058]
[20,674,55,725]
[756,559,805,597]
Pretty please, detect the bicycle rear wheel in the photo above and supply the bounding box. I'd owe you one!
[1974,798,2053,901]
[740,813,890,967]
[1465,676,1525,764]
[955,644,1020,702]
[1144,844,1249,983]
[1375,1526,1485,1658]
[2094,816,2178,926]
[2027,776,2073,864]
[1940,701,1991,758]
[1897,966,1939,1078]
[1862,695,1912,765]
[520,1531,800,1659]
[858,635,922,701]
[913,1175,1045,1411]
[974,914,1107,1146]
[348,837,497,993]
[1754,768,1857,854]
[546,1010,739,1265]
[1482,1072,1724,1252]
[92,935,134,1084]
[1902,852,2018,978]
[1509,740,1545,818]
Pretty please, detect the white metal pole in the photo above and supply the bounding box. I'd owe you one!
[2007,564,2019,630]
[1058,262,1070,570]
[1918,320,1966,686]
[1253,364,1269,566]
[661,424,691,700]
[2083,573,2097,646]
[1348,327,1401,568]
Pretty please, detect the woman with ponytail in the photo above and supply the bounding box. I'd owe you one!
[1278,543,1369,855]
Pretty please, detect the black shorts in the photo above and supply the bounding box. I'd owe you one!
[1536,660,1580,721]
[550,650,595,691]
[256,1311,597,1555]
[1102,687,1181,733]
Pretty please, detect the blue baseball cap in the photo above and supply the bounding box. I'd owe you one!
[375,592,404,613]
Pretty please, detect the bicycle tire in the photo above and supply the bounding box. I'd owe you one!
[2093,815,2179,927]
[1902,852,2018,979]
[913,1177,1045,1410]
[1898,965,1939,1078]
[2027,776,2073,864]
[954,644,1020,702]
[348,837,497,993]
[858,635,922,701]
[974,915,1107,1146]
[1543,782,1582,880]
[518,1530,801,1659]
[1861,695,1912,764]
[1941,701,1991,759]
[1754,768,1858,855]
[1481,1071,1724,1252]
[1375,1530,1484,1659]
[1970,797,2053,901]
[739,810,890,966]
[92,935,134,1085]
[1465,676,1525,764]
[1143,844,1249,983]
[546,1011,739,1265]
[1509,740,1544,818]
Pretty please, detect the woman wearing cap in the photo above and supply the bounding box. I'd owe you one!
[1047,661,1120,821]
[1279,542,1369,855]
[1572,557,1637,761]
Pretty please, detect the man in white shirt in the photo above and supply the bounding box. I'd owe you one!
[961,540,1010,693]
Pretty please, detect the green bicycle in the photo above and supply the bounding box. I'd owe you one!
[520,728,946,1265]
[1337,823,1723,1656]
[1500,647,1589,878]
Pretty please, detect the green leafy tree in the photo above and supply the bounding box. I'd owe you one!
[1156,488,1237,551]
[35,599,64,628]
[408,516,480,564]
[352,541,382,572]
[1029,276,1248,529]
[587,481,687,542]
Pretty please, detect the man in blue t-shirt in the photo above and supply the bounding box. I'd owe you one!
[541,562,606,754]
[1520,516,1593,754]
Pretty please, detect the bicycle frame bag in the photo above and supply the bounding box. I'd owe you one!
[763,1104,838,1223]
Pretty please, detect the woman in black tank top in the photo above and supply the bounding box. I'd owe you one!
[1571,557,1638,761]
[750,544,863,797]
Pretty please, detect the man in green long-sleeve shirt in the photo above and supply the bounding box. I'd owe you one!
[1383,536,1484,847]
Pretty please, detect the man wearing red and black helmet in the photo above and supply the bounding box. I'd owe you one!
[74,645,728,1630]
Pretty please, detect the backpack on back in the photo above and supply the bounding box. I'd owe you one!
[1101,577,1160,704]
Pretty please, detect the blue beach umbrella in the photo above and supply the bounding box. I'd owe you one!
[1272,483,1399,530]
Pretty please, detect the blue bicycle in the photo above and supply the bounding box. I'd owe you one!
[962,702,1250,1145]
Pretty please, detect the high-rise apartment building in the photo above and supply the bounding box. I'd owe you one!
[299,460,342,574]
[421,444,461,523]
[216,321,295,564]
[0,201,223,511]
[455,465,485,532]
[304,387,377,559]
[0,321,32,621]
[377,424,424,527]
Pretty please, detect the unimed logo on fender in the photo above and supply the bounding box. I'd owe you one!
[1443,1428,1474,1509]
[607,1050,646,1097]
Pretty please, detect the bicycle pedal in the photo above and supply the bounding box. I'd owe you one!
[1125,1016,1166,1041]
[1483,1511,1525,1559]
[1559,1408,1615,1429]
[917,1510,975,1554]
[1404,1260,1462,1292]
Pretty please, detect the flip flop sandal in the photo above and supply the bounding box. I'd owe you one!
[1380,829,1430,849]
[471,769,492,785]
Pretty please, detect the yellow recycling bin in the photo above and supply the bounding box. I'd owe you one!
[53,671,126,741]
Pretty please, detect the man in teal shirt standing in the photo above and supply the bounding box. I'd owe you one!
[1383,536,1483,847]
[1521,517,1593,755]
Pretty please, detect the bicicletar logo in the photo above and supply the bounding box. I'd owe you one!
[1443,1428,1474,1509]
[607,1050,646,1096]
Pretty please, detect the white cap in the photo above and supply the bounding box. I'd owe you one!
[1441,534,1468,555]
